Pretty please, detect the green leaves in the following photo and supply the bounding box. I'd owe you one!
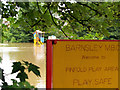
[16,72,28,82]
[2,2,120,41]
[11,60,41,82]
[12,62,22,73]
[5,80,35,89]
[22,60,29,66]
[2,2,18,18]
[1,60,39,89]
[28,63,41,77]
[22,61,40,77]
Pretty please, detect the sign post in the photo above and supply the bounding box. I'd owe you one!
[46,40,119,89]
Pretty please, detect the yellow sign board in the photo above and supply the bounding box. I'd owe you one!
[52,40,119,88]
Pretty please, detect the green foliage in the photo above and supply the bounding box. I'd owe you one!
[0,57,40,89]
[3,80,35,90]
[103,27,120,40]
[23,61,41,77]
[2,2,18,18]
[16,72,28,82]
[2,26,33,43]
[1,2,120,41]
[12,62,22,73]
[28,63,41,77]
[10,37,16,43]
[11,61,41,82]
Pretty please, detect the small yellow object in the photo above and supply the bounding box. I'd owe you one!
[33,30,45,46]
[34,39,36,46]
[38,41,43,45]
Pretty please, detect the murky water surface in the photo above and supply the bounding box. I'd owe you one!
[0,43,46,88]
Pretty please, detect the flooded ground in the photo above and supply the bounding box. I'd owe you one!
[0,43,46,88]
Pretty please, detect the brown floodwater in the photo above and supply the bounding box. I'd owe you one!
[0,43,46,88]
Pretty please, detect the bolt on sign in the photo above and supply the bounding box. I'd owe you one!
[46,40,120,89]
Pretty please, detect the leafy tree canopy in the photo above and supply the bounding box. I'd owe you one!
[1,1,120,42]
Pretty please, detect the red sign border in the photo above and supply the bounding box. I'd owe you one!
[46,39,120,89]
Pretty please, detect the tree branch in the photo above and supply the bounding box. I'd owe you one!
[67,19,78,35]
[78,2,102,16]
[47,3,70,39]
[65,3,88,27]
[31,2,48,28]
[31,19,42,28]
[36,2,42,14]
[61,12,78,35]
[63,3,93,31]
[20,9,34,31]
[19,1,48,29]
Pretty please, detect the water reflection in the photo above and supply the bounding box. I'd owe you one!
[0,43,46,88]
